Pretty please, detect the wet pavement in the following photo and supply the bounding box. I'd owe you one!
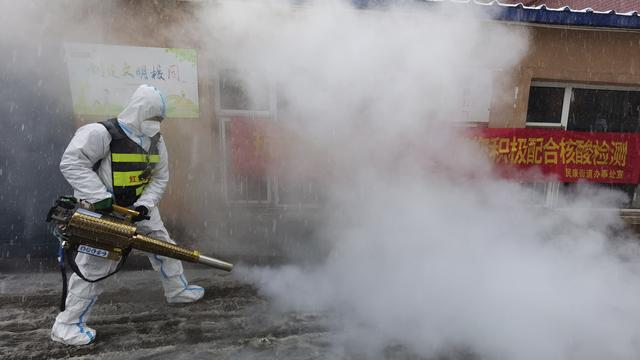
[0,267,337,360]
[0,262,479,360]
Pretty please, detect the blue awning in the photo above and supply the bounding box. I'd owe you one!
[352,0,640,30]
[489,2,640,29]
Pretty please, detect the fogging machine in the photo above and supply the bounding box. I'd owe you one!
[47,196,233,310]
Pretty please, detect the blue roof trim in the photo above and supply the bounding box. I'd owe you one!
[491,2,640,29]
[352,1,640,30]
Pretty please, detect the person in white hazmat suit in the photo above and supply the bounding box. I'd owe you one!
[51,85,204,346]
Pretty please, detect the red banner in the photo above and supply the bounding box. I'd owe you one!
[228,117,273,176]
[227,117,332,180]
[229,121,640,184]
[472,128,640,184]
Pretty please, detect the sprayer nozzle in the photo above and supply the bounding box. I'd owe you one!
[199,254,234,272]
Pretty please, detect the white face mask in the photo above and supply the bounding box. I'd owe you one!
[140,120,161,137]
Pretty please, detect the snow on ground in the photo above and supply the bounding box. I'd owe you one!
[0,267,335,360]
[0,263,482,360]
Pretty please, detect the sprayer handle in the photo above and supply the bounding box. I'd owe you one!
[112,204,142,218]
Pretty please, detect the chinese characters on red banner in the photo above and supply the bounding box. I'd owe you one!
[472,128,640,184]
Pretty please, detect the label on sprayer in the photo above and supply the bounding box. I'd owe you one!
[77,208,103,218]
[78,245,109,258]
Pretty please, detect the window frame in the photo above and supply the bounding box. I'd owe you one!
[525,81,572,129]
[214,67,277,206]
[213,68,276,118]
[219,115,274,205]
[214,68,323,208]
[527,81,640,129]
[525,81,640,209]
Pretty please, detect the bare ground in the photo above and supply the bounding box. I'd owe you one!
[0,265,477,360]
[0,268,336,360]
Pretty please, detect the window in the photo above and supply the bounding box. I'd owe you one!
[221,117,271,203]
[559,182,638,208]
[526,86,565,124]
[520,182,554,207]
[215,69,322,207]
[568,88,640,133]
[218,69,271,112]
[276,178,324,206]
[216,68,274,204]
[525,82,640,209]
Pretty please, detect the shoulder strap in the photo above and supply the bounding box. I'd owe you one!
[143,134,162,177]
[58,246,129,311]
[98,118,126,140]
[149,133,161,154]
[66,246,131,284]
[92,118,127,172]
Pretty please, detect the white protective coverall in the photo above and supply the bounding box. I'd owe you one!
[51,85,204,346]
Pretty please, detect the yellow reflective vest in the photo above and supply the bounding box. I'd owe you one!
[98,118,161,207]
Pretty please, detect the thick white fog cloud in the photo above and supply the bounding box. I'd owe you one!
[1,0,638,357]
[0,0,639,358]
[246,178,640,359]
[204,1,640,359]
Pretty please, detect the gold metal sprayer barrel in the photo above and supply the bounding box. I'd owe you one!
[47,197,233,272]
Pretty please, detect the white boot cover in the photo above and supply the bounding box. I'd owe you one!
[51,292,97,346]
[165,276,205,304]
[140,219,205,303]
[148,253,205,303]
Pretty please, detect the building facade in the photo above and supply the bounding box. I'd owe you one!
[3,0,640,259]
